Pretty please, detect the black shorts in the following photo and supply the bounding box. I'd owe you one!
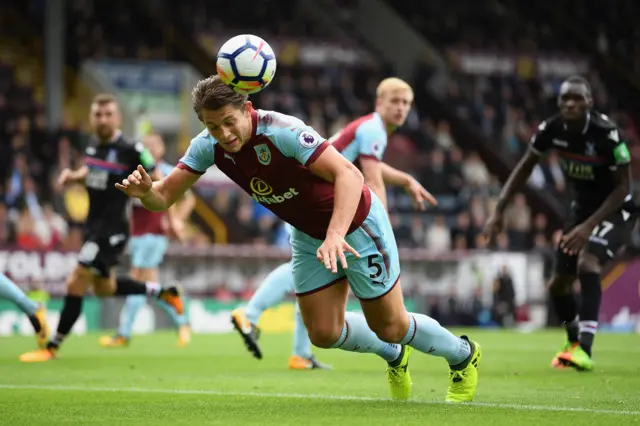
[554,209,633,276]
[77,232,129,278]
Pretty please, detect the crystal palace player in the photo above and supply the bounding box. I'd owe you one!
[20,94,184,362]
[117,75,480,402]
[99,133,194,349]
[484,76,633,371]
[230,78,436,369]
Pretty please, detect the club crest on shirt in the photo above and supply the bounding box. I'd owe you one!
[585,141,596,157]
[254,144,271,165]
[298,131,319,149]
[106,149,118,163]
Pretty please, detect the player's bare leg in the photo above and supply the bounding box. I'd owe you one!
[360,282,481,403]
[289,303,332,370]
[297,279,349,348]
[297,279,411,398]
[20,266,183,362]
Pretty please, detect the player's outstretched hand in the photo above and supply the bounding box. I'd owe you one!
[57,168,73,187]
[115,165,153,198]
[317,230,360,273]
[560,223,592,255]
[405,177,437,210]
[482,212,504,242]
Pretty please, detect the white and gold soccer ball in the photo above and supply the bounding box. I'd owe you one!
[216,34,277,95]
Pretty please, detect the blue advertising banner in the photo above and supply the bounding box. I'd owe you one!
[95,59,182,94]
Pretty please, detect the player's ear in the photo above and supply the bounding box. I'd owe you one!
[244,101,253,117]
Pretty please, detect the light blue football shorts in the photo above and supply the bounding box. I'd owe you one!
[129,234,169,269]
[290,191,400,300]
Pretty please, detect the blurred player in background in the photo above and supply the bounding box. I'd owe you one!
[117,76,480,402]
[0,273,49,347]
[230,78,437,370]
[484,76,633,371]
[99,133,195,348]
[19,94,184,362]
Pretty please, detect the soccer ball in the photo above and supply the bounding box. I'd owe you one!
[216,34,277,95]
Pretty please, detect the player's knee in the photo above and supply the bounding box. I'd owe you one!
[547,274,575,295]
[93,277,116,297]
[130,267,142,281]
[577,253,602,275]
[93,287,115,297]
[306,324,342,348]
[66,266,91,296]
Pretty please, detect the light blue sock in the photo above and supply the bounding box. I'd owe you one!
[245,261,294,324]
[0,273,38,315]
[400,313,471,366]
[331,311,402,362]
[117,295,147,338]
[292,302,313,358]
[155,298,188,327]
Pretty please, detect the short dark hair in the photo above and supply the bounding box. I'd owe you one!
[92,93,118,106]
[192,75,248,120]
[564,75,592,93]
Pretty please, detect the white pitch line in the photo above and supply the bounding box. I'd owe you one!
[0,384,637,416]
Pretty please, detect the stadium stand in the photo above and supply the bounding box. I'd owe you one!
[4,0,640,256]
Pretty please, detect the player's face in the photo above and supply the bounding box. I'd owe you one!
[377,89,413,128]
[89,101,121,141]
[201,102,253,153]
[558,82,591,122]
[144,134,165,160]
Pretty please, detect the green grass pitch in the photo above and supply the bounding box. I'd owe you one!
[1,329,639,425]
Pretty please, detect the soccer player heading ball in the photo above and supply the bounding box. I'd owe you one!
[484,76,634,371]
[116,74,481,402]
[230,77,437,370]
